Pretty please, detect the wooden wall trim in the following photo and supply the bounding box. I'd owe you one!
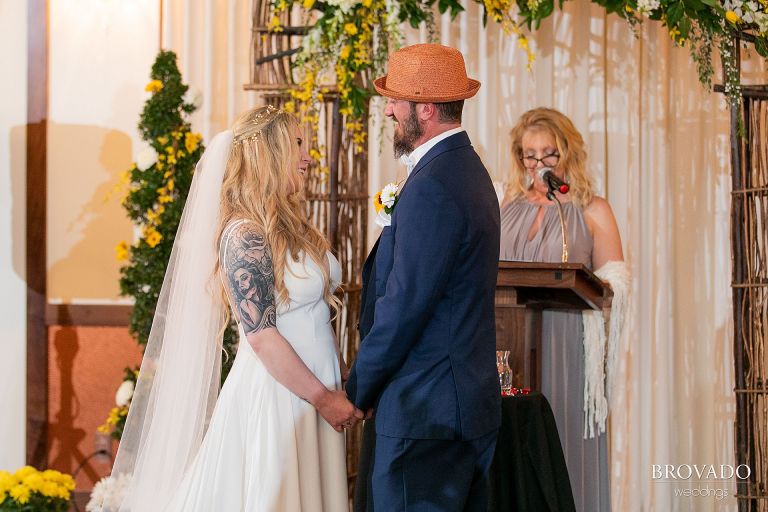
[45,304,132,327]
[26,0,49,468]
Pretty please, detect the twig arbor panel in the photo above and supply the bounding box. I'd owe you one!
[725,37,768,511]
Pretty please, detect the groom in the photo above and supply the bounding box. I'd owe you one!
[346,44,501,511]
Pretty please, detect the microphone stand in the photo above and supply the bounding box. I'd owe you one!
[546,187,568,263]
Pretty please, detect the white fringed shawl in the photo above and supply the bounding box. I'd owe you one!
[582,260,630,439]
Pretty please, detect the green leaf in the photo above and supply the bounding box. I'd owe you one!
[667,1,684,26]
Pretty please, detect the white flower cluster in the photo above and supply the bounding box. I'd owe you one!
[115,379,135,407]
[86,474,131,512]
[380,183,398,208]
[725,0,768,34]
[325,0,360,13]
[183,88,203,109]
[135,145,158,171]
[636,0,660,16]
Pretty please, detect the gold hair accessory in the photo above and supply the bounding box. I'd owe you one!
[232,105,283,146]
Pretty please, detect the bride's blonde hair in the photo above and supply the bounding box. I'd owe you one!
[215,106,340,315]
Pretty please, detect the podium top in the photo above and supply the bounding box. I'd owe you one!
[496,261,612,311]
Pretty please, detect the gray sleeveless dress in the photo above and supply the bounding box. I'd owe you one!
[499,196,610,512]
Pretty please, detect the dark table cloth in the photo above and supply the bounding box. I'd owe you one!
[489,392,575,512]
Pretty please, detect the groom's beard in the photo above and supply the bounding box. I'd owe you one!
[393,104,423,158]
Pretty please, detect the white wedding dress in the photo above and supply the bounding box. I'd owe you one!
[163,219,348,511]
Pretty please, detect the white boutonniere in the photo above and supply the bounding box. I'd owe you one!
[374,182,400,227]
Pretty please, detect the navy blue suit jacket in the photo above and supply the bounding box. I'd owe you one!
[347,131,501,440]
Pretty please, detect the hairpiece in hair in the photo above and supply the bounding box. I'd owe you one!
[232,105,283,146]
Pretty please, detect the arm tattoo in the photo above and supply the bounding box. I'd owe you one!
[223,223,277,334]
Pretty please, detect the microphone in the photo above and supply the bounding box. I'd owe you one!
[537,167,569,195]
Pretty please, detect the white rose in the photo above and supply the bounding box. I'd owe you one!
[135,146,158,171]
[115,379,135,407]
[183,88,203,109]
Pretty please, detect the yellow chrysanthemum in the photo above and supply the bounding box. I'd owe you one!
[14,467,35,480]
[344,23,358,36]
[340,45,352,60]
[22,472,44,493]
[145,80,163,93]
[167,155,177,165]
[184,132,202,154]
[10,484,31,504]
[167,179,175,191]
[41,481,60,498]
[106,406,122,426]
[268,15,283,32]
[374,191,383,213]
[62,475,75,492]
[145,229,162,248]
[157,136,169,146]
[115,241,129,261]
[156,162,165,171]
[41,470,61,482]
[725,10,741,23]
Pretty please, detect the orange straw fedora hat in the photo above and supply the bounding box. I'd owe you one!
[373,43,481,103]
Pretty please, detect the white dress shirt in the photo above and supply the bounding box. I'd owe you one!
[399,127,465,176]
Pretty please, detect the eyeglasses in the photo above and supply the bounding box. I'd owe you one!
[520,153,560,169]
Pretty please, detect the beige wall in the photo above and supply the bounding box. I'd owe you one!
[0,0,28,471]
[47,0,159,302]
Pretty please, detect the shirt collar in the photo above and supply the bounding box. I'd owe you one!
[399,127,465,175]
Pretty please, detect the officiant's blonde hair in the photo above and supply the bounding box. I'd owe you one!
[507,108,594,208]
[215,106,340,313]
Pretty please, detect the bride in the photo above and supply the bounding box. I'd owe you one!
[103,105,363,511]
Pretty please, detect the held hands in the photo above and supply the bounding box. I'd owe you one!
[313,389,364,432]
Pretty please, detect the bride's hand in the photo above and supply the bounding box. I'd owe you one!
[313,389,364,432]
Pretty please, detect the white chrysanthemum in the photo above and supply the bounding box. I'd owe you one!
[636,0,660,15]
[183,88,203,109]
[381,183,398,208]
[86,474,131,512]
[135,146,158,171]
[115,380,135,407]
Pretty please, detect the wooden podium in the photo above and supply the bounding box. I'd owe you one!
[495,261,613,390]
